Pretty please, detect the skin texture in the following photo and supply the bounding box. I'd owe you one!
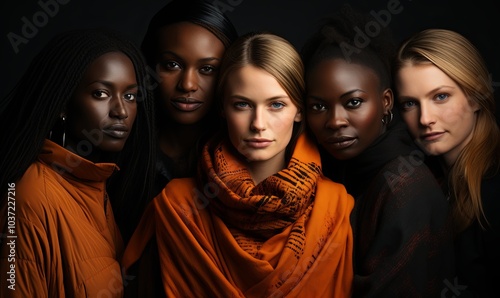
[396,63,479,167]
[155,22,225,125]
[306,59,392,160]
[223,65,302,184]
[66,51,138,160]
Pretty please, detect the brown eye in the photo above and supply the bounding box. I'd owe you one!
[92,90,108,98]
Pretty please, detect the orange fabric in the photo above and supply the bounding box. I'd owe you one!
[123,134,354,297]
[0,139,124,298]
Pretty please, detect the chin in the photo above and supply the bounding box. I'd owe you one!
[99,142,127,153]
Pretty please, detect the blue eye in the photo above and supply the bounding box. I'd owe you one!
[234,102,250,109]
[401,100,417,109]
[270,102,285,109]
[436,93,449,101]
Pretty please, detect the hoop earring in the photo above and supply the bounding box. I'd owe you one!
[61,115,66,147]
[382,110,394,125]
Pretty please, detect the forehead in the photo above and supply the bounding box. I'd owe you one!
[308,59,380,91]
[396,64,456,93]
[80,52,136,82]
[225,65,288,99]
[156,22,225,55]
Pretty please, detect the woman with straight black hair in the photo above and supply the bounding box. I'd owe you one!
[141,0,238,196]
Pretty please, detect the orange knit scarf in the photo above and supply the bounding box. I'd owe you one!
[122,134,354,297]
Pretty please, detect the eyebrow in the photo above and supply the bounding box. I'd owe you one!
[230,95,290,102]
[160,50,221,63]
[399,85,456,100]
[307,89,366,101]
[88,80,138,90]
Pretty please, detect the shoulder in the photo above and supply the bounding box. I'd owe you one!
[370,155,448,213]
[154,178,198,209]
[3,161,69,231]
[316,175,355,209]
[378,154,443,194]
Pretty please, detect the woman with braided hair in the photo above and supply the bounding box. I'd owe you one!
[0,28,155,297]
[122,32,354,297]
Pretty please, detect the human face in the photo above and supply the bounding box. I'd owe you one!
[223,65,302,166]
[396,64,478,166]
[306,59,392,160]
[155,22,225,125]
[67,51,138,154]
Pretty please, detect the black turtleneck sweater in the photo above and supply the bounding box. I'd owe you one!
[322,122,456,297]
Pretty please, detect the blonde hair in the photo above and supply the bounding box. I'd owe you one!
[216,32,305,158]
[395,29,500,233]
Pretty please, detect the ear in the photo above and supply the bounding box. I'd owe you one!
[468,97,481,113]
[294,109,303,122]
[382,88,394,114]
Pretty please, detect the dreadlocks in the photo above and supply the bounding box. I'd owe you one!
[0,28,157,242]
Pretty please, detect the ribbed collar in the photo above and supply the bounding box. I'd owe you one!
[39,139,119,182]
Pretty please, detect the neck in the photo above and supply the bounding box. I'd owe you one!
[247,152,286,185]
[64,138,102,163]
[159,121,205,158]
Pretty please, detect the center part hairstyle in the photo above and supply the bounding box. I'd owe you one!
[395,28,500,232]
[141,0,238,67]
[215,32,305,159]
[0,28,156,236]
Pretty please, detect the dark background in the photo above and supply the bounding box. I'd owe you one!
[1,0,499,104]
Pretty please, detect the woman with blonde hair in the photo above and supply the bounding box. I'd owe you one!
[395,28,500,296]
[122,32,354,297]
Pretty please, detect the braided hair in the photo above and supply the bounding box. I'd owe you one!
[0,28,156,241]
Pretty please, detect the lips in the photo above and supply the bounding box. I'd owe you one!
[420,131,445,142]
[102,124,129,139]
[171,97,203,112]
[245,138,273,149]
[325,136,357,150]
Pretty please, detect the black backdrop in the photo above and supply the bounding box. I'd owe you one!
[1,0,499,105]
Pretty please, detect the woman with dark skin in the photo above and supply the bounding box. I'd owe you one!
[141,0,238,196]
[302,7,455,297]
[0,28,155,297]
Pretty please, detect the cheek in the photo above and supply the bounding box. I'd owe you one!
[306,112,324,135]
[127,103,138,124]
[273,113,297,136]
[354,108,380,131]
[157,74,176,97]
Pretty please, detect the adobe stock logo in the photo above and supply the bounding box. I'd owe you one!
[6,0,71,54]
[340,0,404,62]
[441,278,467,298]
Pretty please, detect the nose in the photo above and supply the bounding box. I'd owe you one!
[419,102,436,127]
[325,106,348,129]
[250,107,266,132]
[177,68,198,92]
[109,97,128,119]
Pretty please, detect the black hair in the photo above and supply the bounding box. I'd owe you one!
[141,0,238,68]
[301,4,396,91]
[0,28,156,242]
